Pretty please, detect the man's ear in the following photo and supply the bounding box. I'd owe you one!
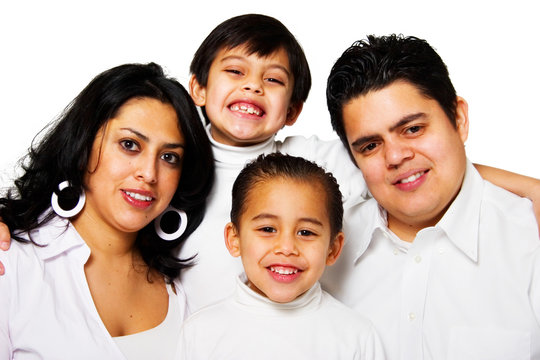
[455,96,469,144]
[189,74,207,107]
[284,102,304,127]
[326,232,345,266]
[224,222,241,257]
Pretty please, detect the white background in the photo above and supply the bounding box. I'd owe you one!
[1,0,539,188]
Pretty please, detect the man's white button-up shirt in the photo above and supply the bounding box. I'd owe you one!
[322,160,540,360]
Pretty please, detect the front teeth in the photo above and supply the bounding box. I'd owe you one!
[230,104,261,116]
[399,171,424,184]
[125,191,152,201]
[270,266,298,275]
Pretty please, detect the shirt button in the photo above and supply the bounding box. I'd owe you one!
[393,248,399,255]
[439,248,445,254]
[414,255,422,263]
[408,312,416,321]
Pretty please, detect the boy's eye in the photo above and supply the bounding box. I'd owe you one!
[161,152,181,165]
[120,139,140,152]
[225,69,242,75]
[265,77,284,85]
[258,226,276,233]
[297,229,316,237]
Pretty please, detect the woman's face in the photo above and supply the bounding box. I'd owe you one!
[80,97,185,237]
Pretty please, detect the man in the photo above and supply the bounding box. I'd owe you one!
[322,34,540,360]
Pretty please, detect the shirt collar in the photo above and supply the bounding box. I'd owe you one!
[436,160,482,262]
[234,274,322,315]
[354,160,482,263]
[206,124,277,166]
[33,215,88,261]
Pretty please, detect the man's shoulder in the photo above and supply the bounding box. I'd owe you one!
[482,179,537,229]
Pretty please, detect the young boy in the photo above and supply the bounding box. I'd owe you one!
[176,153,385,360]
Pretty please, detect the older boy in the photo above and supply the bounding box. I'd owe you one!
[323,34,540,359]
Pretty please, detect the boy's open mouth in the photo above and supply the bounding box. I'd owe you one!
[229,102,264,117]
[268,265,299,275]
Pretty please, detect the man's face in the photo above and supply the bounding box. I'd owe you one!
[342,80,469,240]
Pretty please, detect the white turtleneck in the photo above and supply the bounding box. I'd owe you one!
[178,126,369,314]
[176,276,385,360]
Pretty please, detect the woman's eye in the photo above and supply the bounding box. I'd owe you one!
[120,140,139,152]
[161,153,180,165]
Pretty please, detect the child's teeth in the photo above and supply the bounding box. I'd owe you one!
[270,266,298,275]
[230,104,261,116]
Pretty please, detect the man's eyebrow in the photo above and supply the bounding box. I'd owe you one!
[351,112,426,148]
[119,127,185,149]
[388,112,426,132]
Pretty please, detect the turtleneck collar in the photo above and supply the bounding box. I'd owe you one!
[233,274,323,316]
[206,124,277,166]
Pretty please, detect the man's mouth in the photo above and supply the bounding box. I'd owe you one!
[396,170,426,184]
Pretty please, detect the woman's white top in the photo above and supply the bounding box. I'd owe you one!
[0,216,187,360]
[176,276,385,360]
[113,282,182,360]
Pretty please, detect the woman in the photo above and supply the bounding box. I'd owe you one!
[0,63,214,359]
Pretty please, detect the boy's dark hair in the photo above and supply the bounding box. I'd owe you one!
[0,62,215,280]
[230,153,343,239]
[190,13,311,118]
[326,34,458,153]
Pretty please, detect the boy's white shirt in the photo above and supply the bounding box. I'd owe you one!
[176,275,385,360]
[178,125,369,313]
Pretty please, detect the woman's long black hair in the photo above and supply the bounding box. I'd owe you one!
[0,62,214,280]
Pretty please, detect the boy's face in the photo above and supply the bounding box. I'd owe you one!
[190,45,302,147]
[342,80,469,239]
[225,177,343,303]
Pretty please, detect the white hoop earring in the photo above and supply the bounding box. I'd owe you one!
[51,181,86,218]
[154,206,188,241]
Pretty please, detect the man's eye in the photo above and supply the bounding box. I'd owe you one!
[406,125,422,134]
[361,142,377,153]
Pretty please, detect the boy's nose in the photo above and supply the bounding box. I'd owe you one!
[273,234,299,256]
[242,78,263,94]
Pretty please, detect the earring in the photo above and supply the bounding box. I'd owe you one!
[51,181,86,218]
[154,206,188,241]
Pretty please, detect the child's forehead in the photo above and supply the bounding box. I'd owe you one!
[248,176,323,199]
[214,44,291,68]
